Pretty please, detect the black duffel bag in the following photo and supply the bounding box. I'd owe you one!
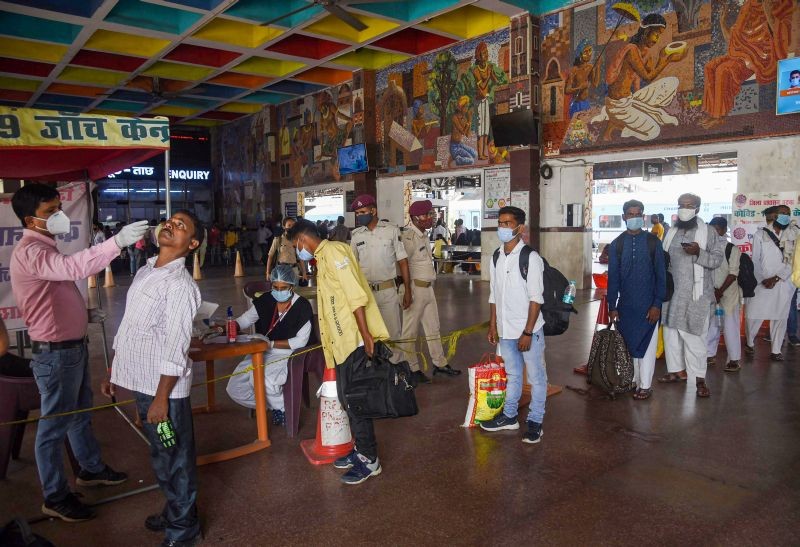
[337,342,418,419]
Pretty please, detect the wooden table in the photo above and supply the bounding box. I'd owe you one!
[188,338,270,466]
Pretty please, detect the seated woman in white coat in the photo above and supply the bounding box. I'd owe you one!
[225,265,315,426]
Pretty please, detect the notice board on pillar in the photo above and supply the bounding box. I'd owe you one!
[731,192,800,255]
[0,181,93,331]
[483,167,510,227]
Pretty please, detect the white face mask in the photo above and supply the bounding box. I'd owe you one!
[33,210,71,236]
[677,208,697,222]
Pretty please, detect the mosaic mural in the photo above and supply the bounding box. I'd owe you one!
[541,0,800,157]
[275,80,360,188]
[375,28,518,173]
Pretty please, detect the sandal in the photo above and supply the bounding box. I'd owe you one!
[724,361,741,372]
[633,388,653,400]
[696,381,711,398]
[657,372,687,383]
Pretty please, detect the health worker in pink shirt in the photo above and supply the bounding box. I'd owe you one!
[9,183,148,523]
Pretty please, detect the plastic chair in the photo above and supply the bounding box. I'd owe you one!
[283,346,325,438]
[0,355,41,479]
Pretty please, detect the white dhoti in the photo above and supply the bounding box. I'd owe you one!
[707,305,742,362]
[226,349,293,411]
[591,76,679,141]
[664,316,709,379]
[477,97,490,136]
[633,322,659,390]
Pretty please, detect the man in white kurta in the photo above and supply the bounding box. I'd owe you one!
[745,209,797,360]
[705,218,742,372]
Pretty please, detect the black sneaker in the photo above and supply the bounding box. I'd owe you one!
[145,513,168,532]
[412,370,431,384]
[770,353,784,362]
[271,409,286,427]
[333,450,359,470]
[76,465,128,487]
[744,344,755,355]
[788,336,800,347]
[479,414,519,431]
[160,535,201,547]
[433,364,462,377]
[724,360,741,372]
[42,492,95,522]
[522,421,543,444]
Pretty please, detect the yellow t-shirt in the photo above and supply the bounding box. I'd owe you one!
[224,231,238,248]
[651,223,664,240]
[314,240,389,368]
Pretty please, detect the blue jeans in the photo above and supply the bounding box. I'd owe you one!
[788,290,798,340]
[30,343,105,502]
[134,393,199,542]
[499,329,547,424]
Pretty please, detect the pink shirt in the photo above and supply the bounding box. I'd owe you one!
[10,229,121,342]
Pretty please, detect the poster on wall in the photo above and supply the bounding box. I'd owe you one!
[731,192,800,255]
[483,167,510,223]
[1,182,92,331]
[511,190,530,224]
[776,57,800,116]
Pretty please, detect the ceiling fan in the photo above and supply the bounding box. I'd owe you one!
[261,0,398,31]
[97,76,208,106]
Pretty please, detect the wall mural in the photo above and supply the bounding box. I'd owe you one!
[541,0,799,157]
[276,81,360,188]
[375,28,518,173]
[214,107,272,225]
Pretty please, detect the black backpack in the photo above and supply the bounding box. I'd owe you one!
[492,245,577,336]
[726,243,757,298]
[614,232,674,301]
[0,518,54,547]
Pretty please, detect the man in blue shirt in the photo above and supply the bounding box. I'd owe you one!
[607,200,667,400]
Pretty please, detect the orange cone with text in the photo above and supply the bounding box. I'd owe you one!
[234,250,244,277]
[103,265,115,288]
[192,252,203,281]
[301,366,353,465]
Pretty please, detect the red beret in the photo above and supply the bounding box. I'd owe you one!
[409,200,433,217]
[350,194,376,211]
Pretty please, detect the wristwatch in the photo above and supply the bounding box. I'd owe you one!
[522,330,533,337]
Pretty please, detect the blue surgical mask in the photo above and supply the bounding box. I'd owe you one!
[775,214,790,227]
[356,213,373,227]
[625,217,644,231]
[296,243,313,261]
[271,289,293,303]
[497,226,517,243]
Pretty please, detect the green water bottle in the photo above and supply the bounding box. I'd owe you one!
[156,419,177,449]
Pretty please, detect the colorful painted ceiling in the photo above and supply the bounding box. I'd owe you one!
[0,0,563,128]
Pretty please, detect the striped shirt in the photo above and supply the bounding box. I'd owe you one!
[111,256,201,398]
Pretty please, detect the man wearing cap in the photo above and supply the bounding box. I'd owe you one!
[399,200,461,383]
[350,194,411,354]
[706,217,742,372]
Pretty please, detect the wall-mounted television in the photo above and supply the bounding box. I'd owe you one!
[776,57,800,116]
[490,109,538,147]
[337,143,369,175]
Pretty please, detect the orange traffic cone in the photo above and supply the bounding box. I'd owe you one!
[103,265,115,288]
[192,252,203,281]
[88,274,96,289]
[574,294,610,376]
[234,250,244,278]
[300,366,353,465]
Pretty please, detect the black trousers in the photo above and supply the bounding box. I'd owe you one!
[134,393,200,542]
[335,356,377,461]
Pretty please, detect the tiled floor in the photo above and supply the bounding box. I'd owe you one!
[2,265,799,546]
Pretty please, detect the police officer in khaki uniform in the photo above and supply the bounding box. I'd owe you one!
[266,217,308,282]
[350,195,411,352]
[400,200,461,383]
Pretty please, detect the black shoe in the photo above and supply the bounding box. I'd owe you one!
[744,344,755,355]
[412,370,431,384]
[724,360,741,372]
[522,421,543,444]
[433,364,462,377]
[770,353,784,362]
[76,465,128,487]
[479,414,519,431]
[145,513,168,532]
[42,492,95,522]
[161,535,201,547]
[271,409,286,427]
[788,336,800,347]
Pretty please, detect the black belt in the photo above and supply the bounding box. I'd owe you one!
[32,338,87,353]
[278,262,297,266]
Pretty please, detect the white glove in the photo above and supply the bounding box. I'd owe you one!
[115,220,149,248]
